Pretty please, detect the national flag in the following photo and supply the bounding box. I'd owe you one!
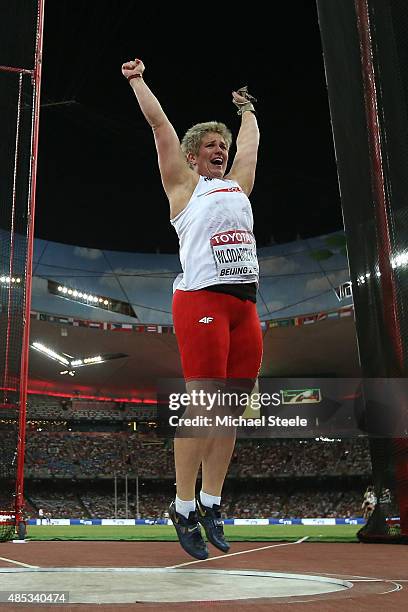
[327,311,339,319]
[109,323,124,331]
[302,316,317,325]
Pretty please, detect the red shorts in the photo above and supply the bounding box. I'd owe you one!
[172,289,263,382]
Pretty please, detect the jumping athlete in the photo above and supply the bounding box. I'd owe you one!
[122,58,263,559]
[362,485,376,520]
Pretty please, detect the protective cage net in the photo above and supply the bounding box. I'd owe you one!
[0,1,39,540]
[0,409,18,542]
[357,439,407,543]
[317,0,408,543]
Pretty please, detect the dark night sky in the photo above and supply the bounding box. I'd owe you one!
[34,0,343,254]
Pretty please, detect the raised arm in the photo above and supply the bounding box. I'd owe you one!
[226,88,260,196]
[121,59,197,215]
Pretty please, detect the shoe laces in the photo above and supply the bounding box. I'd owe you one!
[185,515,207,548]
[189,524,206,547]
[204,505,225,535]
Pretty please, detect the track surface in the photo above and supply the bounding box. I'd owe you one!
[0,540,407,610]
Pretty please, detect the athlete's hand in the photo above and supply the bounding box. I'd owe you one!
[121,58,145,81]
[232,86,257,116]
[232,90,249,106]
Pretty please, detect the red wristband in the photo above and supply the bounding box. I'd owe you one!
[127,74,142,83]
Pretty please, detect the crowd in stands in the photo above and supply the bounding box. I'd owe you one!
[0,395,157,422]
[23,432,171,478]
[229,438,371,478]
[0,395,157,431]
[0,431,373,480]
[24,487,365,520]
[1,417,372,519]
[221,489,363,519]
[0,491,36,516]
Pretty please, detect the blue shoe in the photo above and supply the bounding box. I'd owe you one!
[196,498,230,553]
[169,501,208,560]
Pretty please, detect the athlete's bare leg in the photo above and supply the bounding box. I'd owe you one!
[201,432,236,496]
[174,380,214,500]
[174,380,246,500]
[201,381,256,495]
[174,437,206,500]
[174,429,236,499]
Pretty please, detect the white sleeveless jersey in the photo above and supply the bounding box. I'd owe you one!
[171,176,259,292]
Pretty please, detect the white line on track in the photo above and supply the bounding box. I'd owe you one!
[167,536,309,569]
[302,571,404,595]
[377,583,403,595]
[351,579,386,582]
[305,571,407,583]
[0,556,39,569]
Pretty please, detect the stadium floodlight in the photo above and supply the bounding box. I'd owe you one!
[67,353,128,368]
[31,342,70,366]
[357,272,371,286]
[391,250,408,269]
[0,275,22,285]
[57,285,109,305]
[356,252,407,287]
[47,279,137,318]
[71,355,103,367]
[31,342,128,371]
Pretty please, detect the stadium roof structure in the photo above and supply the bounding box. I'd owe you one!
[24,231,359,401]
[28,308,360,401]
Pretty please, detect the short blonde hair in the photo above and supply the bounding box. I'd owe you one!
[181,121,233,158]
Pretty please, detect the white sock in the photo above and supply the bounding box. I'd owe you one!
[175,495,196,519]
[200,490,221,508]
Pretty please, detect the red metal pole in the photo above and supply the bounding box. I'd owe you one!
[0,65,33,75]
[354,0,404,373]
[15,0,45,533]
[355,0,407,538]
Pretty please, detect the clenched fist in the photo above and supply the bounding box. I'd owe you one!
[121,58,145,82]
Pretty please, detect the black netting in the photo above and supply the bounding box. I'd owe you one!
[0,514,15,543]
[0,0,39,539]
[0,71,32,400]
[0,410,18,541]
[0,0,35,403]
[317,0,408,542]
[0,1,37,70]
